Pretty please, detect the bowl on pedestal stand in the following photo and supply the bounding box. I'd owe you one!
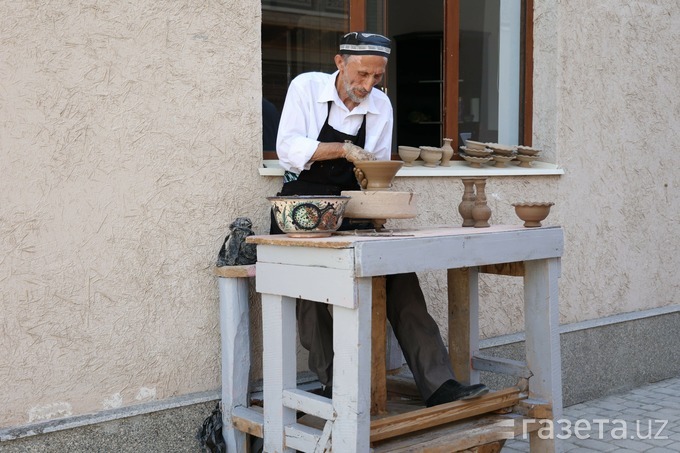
[512,201,554,227]
[342,160,417,231]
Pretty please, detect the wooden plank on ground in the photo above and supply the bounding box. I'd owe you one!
[371,413,535,452]
[370,387,522,443]
[477,440,505,453]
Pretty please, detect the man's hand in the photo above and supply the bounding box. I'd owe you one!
[343,142,376,163]
[353,168,368,189]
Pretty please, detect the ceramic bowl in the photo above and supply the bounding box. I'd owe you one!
[398,146,421,166]
[353,160,404,190]
[486,143,516,156]
[461,154,493,168]
[460,145,492,158]
[465,139,487,150]
[341,190,418,220]
[268,195,350,237]
[516,145,541,156]
[419,146,443,167]
[515,154,539,168]
[491,154,516,168]
[512,201,555,227]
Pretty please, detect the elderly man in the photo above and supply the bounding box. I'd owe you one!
[271,32,488,407]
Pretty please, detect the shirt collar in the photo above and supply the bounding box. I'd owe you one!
[318,70,380,115]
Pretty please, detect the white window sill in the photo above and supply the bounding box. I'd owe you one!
[259,160,564,177]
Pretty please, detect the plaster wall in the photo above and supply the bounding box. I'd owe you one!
[1,0,679,432]
[0,0,279,428]
[546,0,679,321]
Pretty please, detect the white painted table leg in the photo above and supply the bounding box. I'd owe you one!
[331,277,372,452]
[218,276,250,452]
[262,293,297,453]
[524,258,563,453]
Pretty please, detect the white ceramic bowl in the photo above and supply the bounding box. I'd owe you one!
[268,196,350,237]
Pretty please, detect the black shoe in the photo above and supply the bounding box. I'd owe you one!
[425,379,489,407]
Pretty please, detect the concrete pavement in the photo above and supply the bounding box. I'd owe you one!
[504,376,680,452]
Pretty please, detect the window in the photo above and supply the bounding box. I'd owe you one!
[261,0,533,157]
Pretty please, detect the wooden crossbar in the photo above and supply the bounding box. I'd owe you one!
[232,405,264,438]
[214,264,256,278]
[478,262,524,276]
[472,354,533,378]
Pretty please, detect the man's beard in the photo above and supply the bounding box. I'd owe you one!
[345,80,368,104]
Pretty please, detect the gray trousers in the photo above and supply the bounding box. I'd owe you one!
[297,272,455,400]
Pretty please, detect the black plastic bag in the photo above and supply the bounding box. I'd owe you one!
[197,403,227,453]
[216,217,257,267]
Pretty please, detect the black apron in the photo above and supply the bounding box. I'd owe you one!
[270,101,372,234]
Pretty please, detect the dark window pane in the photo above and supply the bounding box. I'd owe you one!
[262,1,349,151]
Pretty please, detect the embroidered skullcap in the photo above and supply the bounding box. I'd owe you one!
[339,32,391,57]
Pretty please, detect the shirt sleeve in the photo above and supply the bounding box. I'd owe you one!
[365,101,393,162]
[275,79,321,174]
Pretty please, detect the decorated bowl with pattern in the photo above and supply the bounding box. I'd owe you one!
[268,196,350,238]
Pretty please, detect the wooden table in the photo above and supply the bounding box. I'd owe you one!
[247,225,564,452]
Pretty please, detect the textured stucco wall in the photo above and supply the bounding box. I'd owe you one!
[0,1,279,428]
[546,0,680,322]
[1,0,679,432]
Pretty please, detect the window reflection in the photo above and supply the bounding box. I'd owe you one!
[261,1,349,152]
[460,0,522,145]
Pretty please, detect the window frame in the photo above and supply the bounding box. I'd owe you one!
[262,0,534,159]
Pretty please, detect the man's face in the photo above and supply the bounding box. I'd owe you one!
[336,54,387,105]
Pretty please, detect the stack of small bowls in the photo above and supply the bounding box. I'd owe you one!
[458,140,493,168]
[515,145,542,167]
[486,143,517,168]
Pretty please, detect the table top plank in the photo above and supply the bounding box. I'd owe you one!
[354,226,563,277]
[247,225,561,249]
[249,225,564,277]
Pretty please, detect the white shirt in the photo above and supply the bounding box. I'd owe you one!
[276,71,393,174]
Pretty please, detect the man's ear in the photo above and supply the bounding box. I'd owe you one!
[334,54,344,71]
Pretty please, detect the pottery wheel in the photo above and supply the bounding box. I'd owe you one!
[340,190,418,221]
